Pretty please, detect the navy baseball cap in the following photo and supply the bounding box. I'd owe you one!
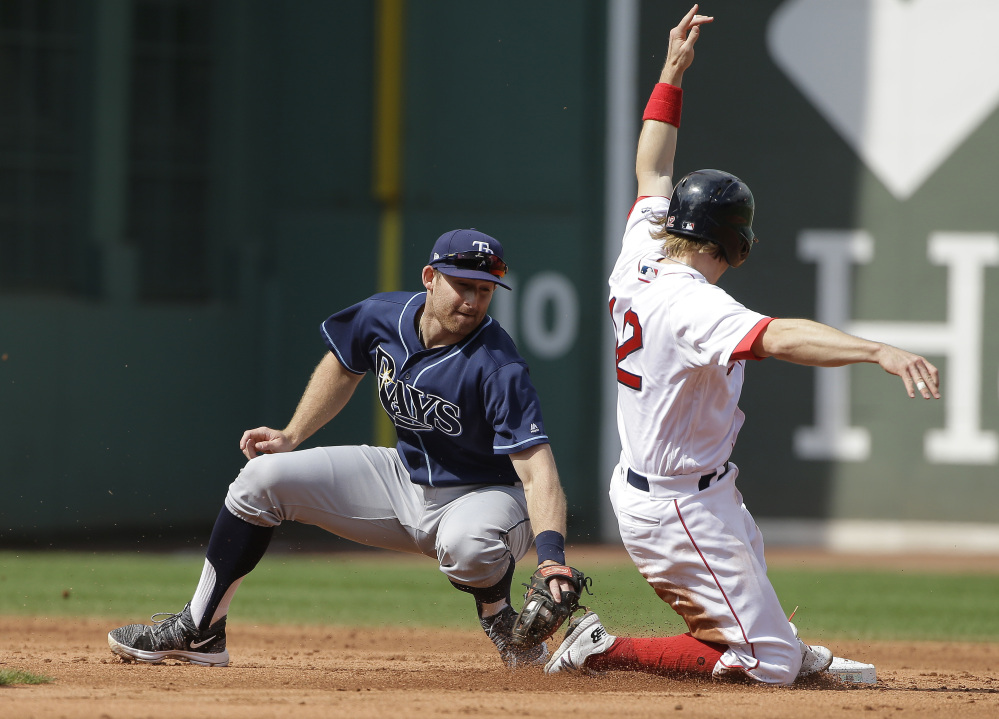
[428,228,511,290]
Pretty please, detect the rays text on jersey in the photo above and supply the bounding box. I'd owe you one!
[376,346,462,435]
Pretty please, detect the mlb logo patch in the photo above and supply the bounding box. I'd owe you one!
[638,260,661,282]
[682,221,695,231]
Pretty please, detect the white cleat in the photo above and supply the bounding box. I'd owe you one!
[791,622,833,677]
[544,611,616,675]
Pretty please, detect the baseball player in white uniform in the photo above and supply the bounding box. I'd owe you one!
[545,5,941,685]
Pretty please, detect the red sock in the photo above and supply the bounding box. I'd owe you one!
[587,633,726,676]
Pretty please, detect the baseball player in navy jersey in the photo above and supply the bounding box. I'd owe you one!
[544,5,940,685]
[108,228,575,669]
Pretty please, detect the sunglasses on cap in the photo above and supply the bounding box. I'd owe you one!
[430,251,509,279]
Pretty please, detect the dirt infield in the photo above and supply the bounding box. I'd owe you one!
[3,548,998,718]
[1,616,997,718]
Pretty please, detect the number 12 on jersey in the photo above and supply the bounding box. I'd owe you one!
[610,298,643,390]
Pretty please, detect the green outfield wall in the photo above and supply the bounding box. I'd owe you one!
[627,1,999,541]
[1,1,996,547]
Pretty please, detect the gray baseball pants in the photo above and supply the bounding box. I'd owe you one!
[224,445,534,589]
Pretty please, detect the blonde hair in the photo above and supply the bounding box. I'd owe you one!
[648,215,725,262]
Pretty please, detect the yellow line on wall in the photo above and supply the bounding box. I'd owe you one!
[373,0,405,446]
[374,0,404,211]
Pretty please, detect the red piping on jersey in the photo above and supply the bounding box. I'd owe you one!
[731,317,775,362]
[671,499,758,666]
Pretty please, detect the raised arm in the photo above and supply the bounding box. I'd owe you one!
[751,318,941,400]
[635,4,714,199]
[240,352,364,458]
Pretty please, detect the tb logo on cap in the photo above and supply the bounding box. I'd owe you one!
[472,240,493,254]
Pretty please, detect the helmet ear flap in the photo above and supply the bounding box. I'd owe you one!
[721,229,755,268]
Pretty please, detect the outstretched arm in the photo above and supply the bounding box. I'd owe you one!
[240,352,364,458]
[510,443,572,601]
[751,318,941,399]
[635,4,714,199]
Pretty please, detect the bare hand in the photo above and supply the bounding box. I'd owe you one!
[240,426,296,459]
[539,560,574,603]
[661,4,714,84]
[877,345,941,399]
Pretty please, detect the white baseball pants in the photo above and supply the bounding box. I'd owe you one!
[609,459,803,685]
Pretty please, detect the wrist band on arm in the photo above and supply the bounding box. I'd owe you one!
[643,82,683,127]
[535,530,566,566]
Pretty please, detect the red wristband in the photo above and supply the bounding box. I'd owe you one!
[643,83,683,127]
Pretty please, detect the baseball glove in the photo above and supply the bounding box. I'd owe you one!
[510,564,592,647]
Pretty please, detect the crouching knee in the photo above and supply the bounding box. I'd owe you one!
[224,454,289,527]
[437,536,515,592]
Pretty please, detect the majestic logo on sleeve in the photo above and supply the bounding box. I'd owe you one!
[375,346,462,435]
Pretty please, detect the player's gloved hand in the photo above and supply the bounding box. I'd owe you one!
[510,565,592,648]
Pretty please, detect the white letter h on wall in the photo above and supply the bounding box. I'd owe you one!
[794,230,999,465]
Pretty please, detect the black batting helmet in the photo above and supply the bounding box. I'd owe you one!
[665,169,757,267]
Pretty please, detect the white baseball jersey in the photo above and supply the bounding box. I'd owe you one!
[609,196,770,478]
[607,195,804,685]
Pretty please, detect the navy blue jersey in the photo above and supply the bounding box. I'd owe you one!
[321,291,550,487]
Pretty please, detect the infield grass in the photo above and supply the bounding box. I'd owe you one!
[0,668,53,686]
[1,550,996,642]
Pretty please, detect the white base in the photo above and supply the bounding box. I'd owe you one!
[827,656,876,684]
